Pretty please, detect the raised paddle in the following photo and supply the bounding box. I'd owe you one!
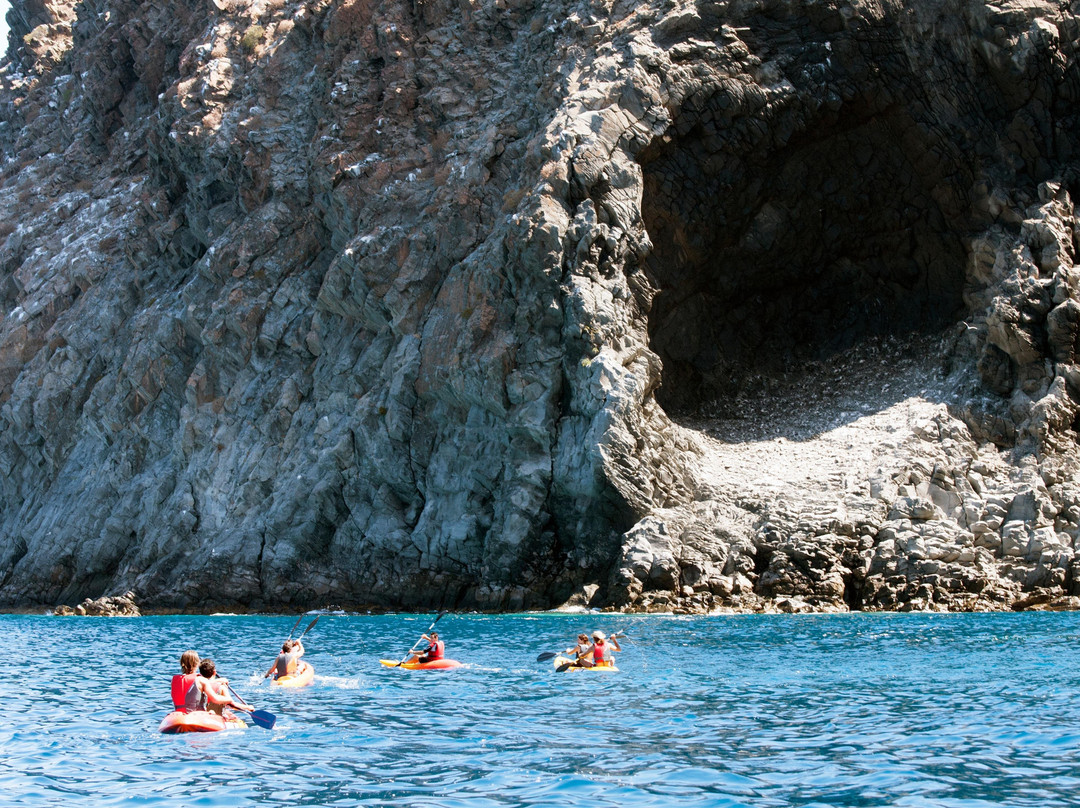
[536,651,559,662]
[226,683,276,729]
[265,616,319,680]
[296,615,320,640]
[393,610,448,667]
[285,615,304,641]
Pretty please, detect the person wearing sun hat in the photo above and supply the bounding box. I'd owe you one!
[581,630,621,668]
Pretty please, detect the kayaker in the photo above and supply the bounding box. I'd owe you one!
[581,630,620,668]
[170,650,202,713]
[406,631,444,664]
[564,634,591,663]
[265,638,305,680]
[197,658,253,716]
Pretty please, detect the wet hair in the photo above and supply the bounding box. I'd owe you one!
[198,659,217,678]
[180,650,200,674]
[282,640,292,653]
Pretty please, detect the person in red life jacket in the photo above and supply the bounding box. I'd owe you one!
[170,650,202,713]
[407,631,444,664]
[197,658,253,717]
[265,638,305,680]
[581,630,621,668]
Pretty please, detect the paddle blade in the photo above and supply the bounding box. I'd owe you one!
[556,662,575,672]
[286,615,304,640]
[299,615,320,638]
[250,709,276,729]
[536,652,558,662]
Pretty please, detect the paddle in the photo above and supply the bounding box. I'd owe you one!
[266,616,320,680]
[392,610,448,667]
[285,615,304,641]
[297,615,320,640]
[536,651,559,662]
[226,683,276,729]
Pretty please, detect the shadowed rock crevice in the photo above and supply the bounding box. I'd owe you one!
[640,28,973,415]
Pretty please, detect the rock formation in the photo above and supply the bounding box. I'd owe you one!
[1,0,1080,613]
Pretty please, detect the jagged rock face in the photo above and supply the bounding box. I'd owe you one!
[1,0,1080,614]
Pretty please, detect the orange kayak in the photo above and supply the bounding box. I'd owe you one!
[159,710,247,733]
[270,661,314,688]
[379,658,463,670]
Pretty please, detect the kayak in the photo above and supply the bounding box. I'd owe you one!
[270,661,314,688]
[379,658,463,670]
[553,655,619,672]
[159,710,247,734]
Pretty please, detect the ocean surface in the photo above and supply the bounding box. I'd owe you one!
[4,611,1080,807]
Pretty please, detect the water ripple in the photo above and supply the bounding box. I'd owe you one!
[4,612,1080,806]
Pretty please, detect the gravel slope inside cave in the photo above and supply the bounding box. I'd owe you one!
[681,335,965,505]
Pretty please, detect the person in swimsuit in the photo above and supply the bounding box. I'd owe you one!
[197,659,252,716]
[170,650,202,713]
[564,634,591,665]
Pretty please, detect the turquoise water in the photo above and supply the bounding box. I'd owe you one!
[4,612,1080,807]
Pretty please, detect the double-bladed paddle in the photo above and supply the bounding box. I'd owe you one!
[297,615,320,640]
[266,616,320,680]
[226,683,276,729]
[392,610,449,667]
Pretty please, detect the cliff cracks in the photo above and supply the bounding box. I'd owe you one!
[2,0,1080,613]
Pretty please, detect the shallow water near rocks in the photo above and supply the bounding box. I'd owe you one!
[4,612,1080,807]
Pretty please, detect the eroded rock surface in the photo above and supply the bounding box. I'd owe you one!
[1,0,1080,613]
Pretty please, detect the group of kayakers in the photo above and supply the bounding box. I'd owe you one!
[166,622,623,729]
[562,629,621,668]
[171,649,255,720]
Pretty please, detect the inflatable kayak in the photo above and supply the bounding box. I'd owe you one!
[270,661,314,688]
[553,655,619,672]
[159,710,247,734]
[379,658,463,670]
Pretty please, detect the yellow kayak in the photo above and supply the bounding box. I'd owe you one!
[270,661,314,688]
[553,655,619,672]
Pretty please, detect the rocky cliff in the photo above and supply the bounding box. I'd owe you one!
[2,0,1080,614]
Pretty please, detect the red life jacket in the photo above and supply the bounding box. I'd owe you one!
[425,640,445,660]
[593,639,608,664]
[171,673,198,711]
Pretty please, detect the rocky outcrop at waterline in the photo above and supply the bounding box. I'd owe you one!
[3,0,1080,615]
[53,590,140,616]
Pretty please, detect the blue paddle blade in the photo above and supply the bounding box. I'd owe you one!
[250,709,276,729]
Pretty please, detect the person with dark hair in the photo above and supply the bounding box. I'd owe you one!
[564,634,591,663]
[197,658,253,717]
[406,631,444,664]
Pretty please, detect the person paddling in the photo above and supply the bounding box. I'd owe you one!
[564,634,591,665]
[197,659,253,717]
[265,638,305,680]
[406,631,444,665]
[581,630,620,668]
[170,650,202,713]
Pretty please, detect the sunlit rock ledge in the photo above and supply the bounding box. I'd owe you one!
[2,0,1080,615]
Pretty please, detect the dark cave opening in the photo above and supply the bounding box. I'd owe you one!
[640,88,974,416]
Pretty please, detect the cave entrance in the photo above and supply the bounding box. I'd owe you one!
[640,81,972,421]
